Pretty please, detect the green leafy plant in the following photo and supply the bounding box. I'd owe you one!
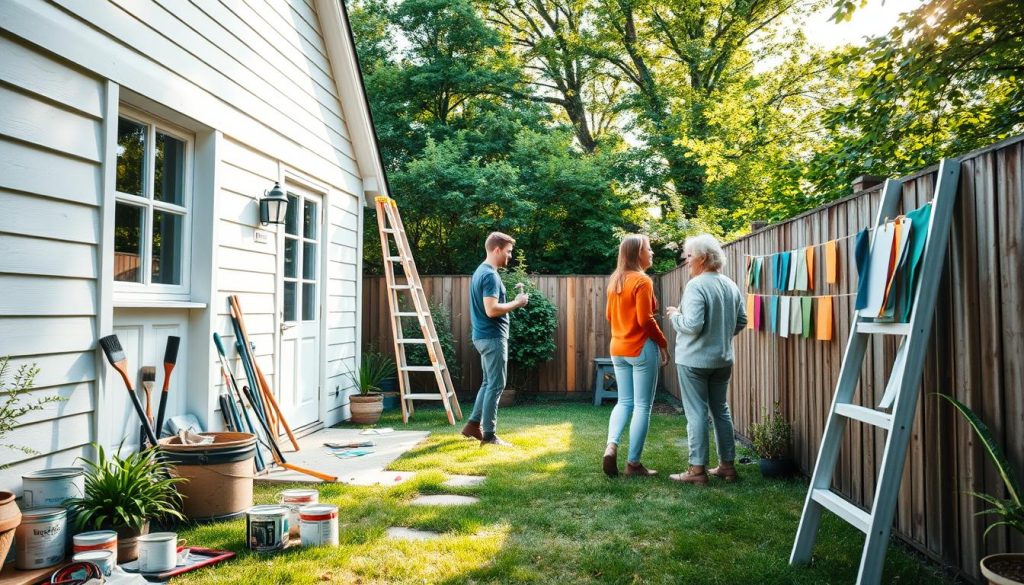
[501,254,557,390]
[749,403,793,460]
[0,356,65,467]
[939,394,1024,537]
[65,443,185,532]
[346,350,396,395]
[402,301,459,380]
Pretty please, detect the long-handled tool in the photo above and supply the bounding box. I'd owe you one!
[239,384,336,482]
[213,333,266,471]
[98,335,159,448]
[139,366,156,451]
[153,336,180,442]
[253,359,300,451]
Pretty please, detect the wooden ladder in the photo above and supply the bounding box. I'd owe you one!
[789,158,961,584]
[374,196,462,425]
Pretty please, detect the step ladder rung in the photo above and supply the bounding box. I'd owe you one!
[857,321,911,336]
[385,256,407,262]
[399,365,446,372]
[811,489,871,534]
[393,312,420,317]
[834,403,893,430]
[382,228,400,234]
[396,338,438,344]
[390,284,421,290]
[402,392,454,400]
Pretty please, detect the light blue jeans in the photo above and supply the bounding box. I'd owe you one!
[469,337,508,433]
[677,364,736,466]
[607,339,660,463]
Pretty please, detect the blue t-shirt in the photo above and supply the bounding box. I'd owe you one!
[470,263,508,340]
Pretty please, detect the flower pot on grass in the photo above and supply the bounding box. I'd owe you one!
[0,491,20,572]
[749,402,794,479]
[981,554,1024,585]
[345,349,395,425]
[350,394,384,425]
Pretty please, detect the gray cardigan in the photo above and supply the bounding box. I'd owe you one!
[669,272,747,368]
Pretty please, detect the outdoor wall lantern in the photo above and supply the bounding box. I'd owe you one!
[259,182,289,226]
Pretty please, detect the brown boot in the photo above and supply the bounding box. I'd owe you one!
[461,420,483,440]
[624,462,657,477]
[669,465,708,485]
[603,443,618,477]
[708,462,738,482]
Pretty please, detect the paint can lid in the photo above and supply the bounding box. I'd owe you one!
[248,505,288,515]
[138,532,176,543]
[74,550,114,561]
[280,489,318,501]
[73,530,117,544]
[21,507,67,520]
[22,467,85,480]
[299,504,338,520]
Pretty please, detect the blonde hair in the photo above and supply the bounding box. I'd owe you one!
[685,234,726,271]
[485,232,516,252]
[609,234,648,293]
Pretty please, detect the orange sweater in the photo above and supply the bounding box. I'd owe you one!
[606,271,668,357]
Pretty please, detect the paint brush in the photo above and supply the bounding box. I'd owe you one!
[153,336,180,442]
[140,366,156,450]
[98,335,159,448]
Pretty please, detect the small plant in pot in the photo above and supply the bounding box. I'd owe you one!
[940,395,1024,585]
[749,403,794,479]
[65,443,185,562]
[346,350,396,425]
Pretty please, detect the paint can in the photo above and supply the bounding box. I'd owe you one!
[15,507,67,569]
[299,504,338,547]
[245,505,289,552]
[72,530,118,564]
[277,489,318,537]
[21,467,85,509]
[73,549,115,576]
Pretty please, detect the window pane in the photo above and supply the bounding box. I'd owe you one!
[303,200,317,239]
[285,195,299,236]
[151,211,183,285]
[114,203,144,282]
[284,282,297,322]
[303,243,316,280]
[302,283,316,321]
[154,132,185,205]
[116,118,146,196]
[284,239,298,279]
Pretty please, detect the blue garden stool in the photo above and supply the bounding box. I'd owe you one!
[592,358,618,405]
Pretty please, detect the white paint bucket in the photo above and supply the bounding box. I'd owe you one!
[277,489,318,538]
[137,532,183,573]
[15,507,67,569]
[73,530,118,564]
[299,504,338,547]
[21,467,85,509]
[246,505,289,552]
[73,549,115,576]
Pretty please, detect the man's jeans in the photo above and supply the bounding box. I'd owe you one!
[469,337,508,433]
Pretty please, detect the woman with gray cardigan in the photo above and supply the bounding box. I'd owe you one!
[665,234,747,485]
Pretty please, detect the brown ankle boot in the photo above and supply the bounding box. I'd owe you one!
[669,466,709,485]
[461,421,483,440]
[624,462,657,477]
[603,444,618,477]
[708,462,738,482]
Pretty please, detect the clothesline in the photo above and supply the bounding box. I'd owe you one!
[746,292,857,299]
[743,226,876,259]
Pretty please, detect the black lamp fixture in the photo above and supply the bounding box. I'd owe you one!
[259,182,289,226]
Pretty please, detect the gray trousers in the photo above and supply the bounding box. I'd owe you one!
[469,337,508,433]
[676,364,736,466]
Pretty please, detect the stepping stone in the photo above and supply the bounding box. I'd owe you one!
[386,527,440,541]
[411,494,480,506]
[442,475,486,488]
[341,471,417,486]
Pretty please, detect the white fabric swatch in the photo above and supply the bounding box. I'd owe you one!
[779,296,791,338]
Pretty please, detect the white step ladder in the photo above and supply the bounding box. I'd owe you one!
[790,158,961,584]
[374,196,462,425]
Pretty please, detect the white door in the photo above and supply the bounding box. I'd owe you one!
[279,188,322,428]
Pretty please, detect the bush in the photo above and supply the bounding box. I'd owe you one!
[1,357,64,468]
[401,301,460,380]
[749,403,792,460]
[500,256,557,387]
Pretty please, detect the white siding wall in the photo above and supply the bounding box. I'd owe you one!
[0,33,105,489]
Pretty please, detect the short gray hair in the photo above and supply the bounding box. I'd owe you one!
[685,234,726,271]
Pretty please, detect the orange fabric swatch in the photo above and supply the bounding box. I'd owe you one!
[880,218,905,313]
[805,246,815,291]
[747,294,755,329]
[825,240,838,284]
[816,296,834,341]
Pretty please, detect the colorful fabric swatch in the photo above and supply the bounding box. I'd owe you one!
[789,296,802,336]
[895,203,933,322]
[787,251,799,290]
[854,228,871,309]
[753,257,763,288]
[801,297,813,338]
[806,246,815,290]
[778,252,791,291]
[768,295,780,333]
[816,296,833,341]
[825,240,838,284]
[747,294,755,329]
[795,249,809,291]
[779,296,791,338]
[754,295,763,330]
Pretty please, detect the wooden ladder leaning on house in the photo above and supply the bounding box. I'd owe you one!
[374,196,462,425]
[789,158,961,584]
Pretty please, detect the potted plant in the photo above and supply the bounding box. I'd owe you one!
[65,443,185,562]
[940,395,1024,585]
[346,350,396,425]
[749,403,794,478]
[0,357,63,571]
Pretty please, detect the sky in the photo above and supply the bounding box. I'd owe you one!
[804,1,926,49]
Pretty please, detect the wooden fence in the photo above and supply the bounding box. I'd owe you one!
[364,135,1023,581]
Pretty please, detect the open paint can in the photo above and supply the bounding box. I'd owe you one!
[21,467,84,509]
[299,504,338,547]
[15,507,67,569]
[278,489,318,538]
[73,549,115,576]
[246,505,289,552]
[72,530,118,564]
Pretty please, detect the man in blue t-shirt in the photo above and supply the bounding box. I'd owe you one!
[461,232,529,446]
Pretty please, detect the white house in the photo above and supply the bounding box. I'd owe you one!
[0,0,386,491]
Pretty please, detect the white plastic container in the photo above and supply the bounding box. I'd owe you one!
[21,467,85,509]
[299,504,338,547]
[15,507,67,569]
[278,489,318,538]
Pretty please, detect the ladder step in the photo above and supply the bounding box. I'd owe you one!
[396,338,438,344]
[390,284,421,290]
[393,312,420,317]
[385,256,407,262]
[382,228,398,234]
[402,392,454,400]
[834,403,893,430]
[857,321,911,336]
[399,365,445,372]
[811,489,871,534]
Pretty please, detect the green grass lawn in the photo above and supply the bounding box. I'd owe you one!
[176,402,951,584]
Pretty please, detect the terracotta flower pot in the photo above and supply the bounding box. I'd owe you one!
[981,554,1024,585]
[349,394,384,425]
[0,491,20,572]
[112,521,149,563]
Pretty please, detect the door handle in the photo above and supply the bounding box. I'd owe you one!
[280,322,296,332]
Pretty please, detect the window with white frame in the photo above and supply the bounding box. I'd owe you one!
[113,110,192,297]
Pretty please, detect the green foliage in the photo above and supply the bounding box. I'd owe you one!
[939,394,1024,537]
[0,357,64,467]
[65,443,185,531]
[749,403,793,460]
[347,350,397,395]
[500,255,558,386]
[402,301,460,380]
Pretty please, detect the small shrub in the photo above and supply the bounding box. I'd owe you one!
[749,402,792,460]
[501,255,557,388]
[346,349,396,395]
[0,356,65,468]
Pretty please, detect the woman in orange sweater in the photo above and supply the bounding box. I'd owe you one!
[603,234,669,477]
